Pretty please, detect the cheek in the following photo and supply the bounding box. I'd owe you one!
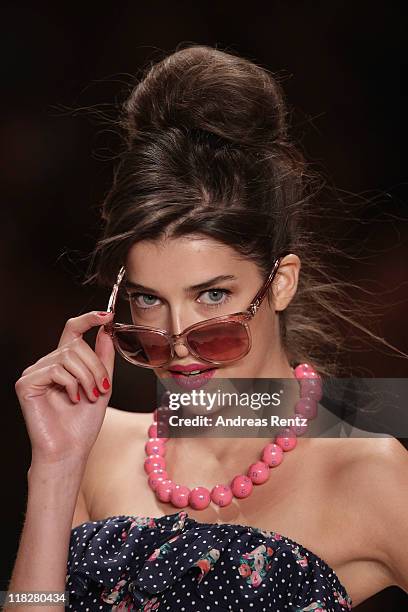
[219,351,259,379]
[155,369,171,381]
[225,318,276,374]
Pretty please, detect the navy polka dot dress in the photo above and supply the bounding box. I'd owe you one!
[66,510,352,611]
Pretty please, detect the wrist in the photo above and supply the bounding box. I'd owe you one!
[28,453,88,485]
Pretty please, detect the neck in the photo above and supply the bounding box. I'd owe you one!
[163,354,305,487]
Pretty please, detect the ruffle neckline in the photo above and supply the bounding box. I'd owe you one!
[67,510,352,611]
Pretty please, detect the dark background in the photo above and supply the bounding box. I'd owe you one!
[2,2,408,609]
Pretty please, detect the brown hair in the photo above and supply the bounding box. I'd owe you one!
[83,43,407,377]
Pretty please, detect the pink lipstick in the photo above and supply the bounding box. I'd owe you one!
[167,363,217,390]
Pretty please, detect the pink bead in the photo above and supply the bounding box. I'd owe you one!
[157,407,171,430]
[148,422,169,440]
[144,454,166,474]
[292,414,309,436]
[157,425,170,440]
[153,406,170,423]
[148,469,168,491]
[145,438,166,456]
[295,397,318,420]
[231,475,253,498]
[275,427,297,451]
[211,484,233,507]
[294,363,319,379]
[247,461,270,484]
[189,486,211,510]
[262,443,284,467]
[148,423,158,438]
[300,377,323,401]
[170,484,191,508]
[156,479,175,502]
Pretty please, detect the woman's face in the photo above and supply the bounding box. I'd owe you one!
[124,235,300,381]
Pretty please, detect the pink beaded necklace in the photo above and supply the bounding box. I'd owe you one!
[144,362,322,510]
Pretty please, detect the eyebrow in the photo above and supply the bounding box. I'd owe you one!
[123,275,238,294]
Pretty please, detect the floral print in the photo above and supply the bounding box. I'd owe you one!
[140,596,160,611]
[66,511,353,611]
[100,574,128,606]
[146,534,181,562]
[238,543,274,587]
[100,572,161,611]
[292,543,309,568]
[194,547,221,583]
[296,602,326,611]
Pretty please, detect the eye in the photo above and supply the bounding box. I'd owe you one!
[129,293,161,309]
[197,288,232,307]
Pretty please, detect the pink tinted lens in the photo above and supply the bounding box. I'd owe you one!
[115,329,171,366]
[188,321,249,362]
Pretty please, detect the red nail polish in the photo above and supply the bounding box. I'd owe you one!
[102,377,110,390]
[97,312,109,316]
[76,392,81,402]
[93,387,100,398]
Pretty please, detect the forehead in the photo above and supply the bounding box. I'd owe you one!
[125,236,252,281]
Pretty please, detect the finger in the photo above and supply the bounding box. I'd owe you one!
[57,311,114,348]
[57,347,103,403]
[16,364,80,405]
[94,324,115,382]
[60,339,112,398]
[22,338,111,397]
[21,346,68,376]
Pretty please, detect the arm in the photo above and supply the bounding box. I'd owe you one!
[8,311,114,611]
[4,457,88,612]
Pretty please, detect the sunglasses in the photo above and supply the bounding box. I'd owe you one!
[103,251,290,368]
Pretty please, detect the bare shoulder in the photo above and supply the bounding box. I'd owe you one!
[332,434,408,591]
[103,405,151,438]
[91,405,152,457]
[327,433,407,481]
[84,406,149,457]
[340,433,406,465]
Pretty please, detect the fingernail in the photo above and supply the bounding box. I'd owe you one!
[93,387,100,398]
[76,392,81,402]
[97,312,109,316]
[102,377,110,390]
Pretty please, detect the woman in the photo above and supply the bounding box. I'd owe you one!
[7,45,408,611]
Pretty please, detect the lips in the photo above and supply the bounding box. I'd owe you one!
[167,364,217,390]
[168,363,215,376]
[169,368,214,377]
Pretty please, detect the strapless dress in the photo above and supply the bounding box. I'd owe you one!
[66,510,352,611]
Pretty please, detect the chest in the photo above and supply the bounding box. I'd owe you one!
[89,437,351,567]
[86,435,389,607]
[85,416,390,607]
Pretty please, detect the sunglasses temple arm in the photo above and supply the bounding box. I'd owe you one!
[106,266,126,313]
[248,253,288,316]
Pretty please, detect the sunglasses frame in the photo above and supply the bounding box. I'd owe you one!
[103,250,291,368]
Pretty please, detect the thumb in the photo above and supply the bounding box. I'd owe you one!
[95,324,115,381]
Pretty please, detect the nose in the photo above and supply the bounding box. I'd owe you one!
[168,309,192,359]
[173,340,190,359]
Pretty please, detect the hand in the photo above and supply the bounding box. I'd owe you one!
[15,311,115,466]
